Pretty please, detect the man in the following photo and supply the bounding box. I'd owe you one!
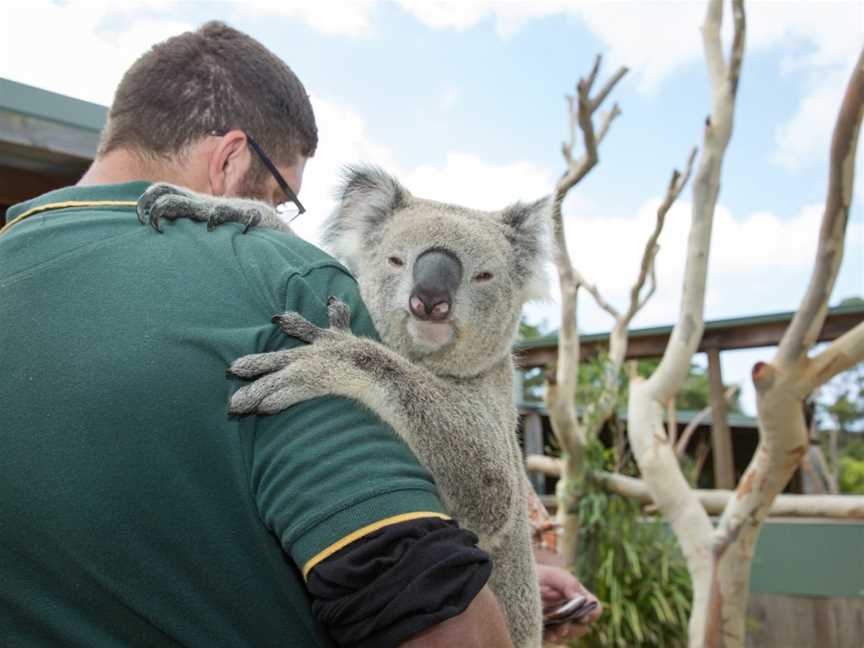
[0,21,596,646]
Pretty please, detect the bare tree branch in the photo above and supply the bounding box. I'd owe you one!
[591,66,629,113]
[624,147,698,325]
[674,385,739,458]
[596,103,622,146]
[584,53,602,95]
[779,47,864,365]
[572,268,620,319]
[555,61,628,198]
[627,2,746,644]
[803,319,864,393]
[546,55,631,569]
[709,43,864,648]
[594,470,864,518]
[728,0,746,96]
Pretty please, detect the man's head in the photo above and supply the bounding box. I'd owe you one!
[92,21,316,205]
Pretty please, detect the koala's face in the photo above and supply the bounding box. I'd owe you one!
[323,166,547,378]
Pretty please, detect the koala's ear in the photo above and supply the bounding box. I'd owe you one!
[321,164,410,273]
[499,197,551,302]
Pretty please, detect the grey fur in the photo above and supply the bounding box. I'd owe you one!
[138,183,292,234]
[139,171,549,647]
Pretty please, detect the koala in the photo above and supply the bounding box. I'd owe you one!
[137,168,549,648]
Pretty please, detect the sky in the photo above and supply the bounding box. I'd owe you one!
[2,0,863,415]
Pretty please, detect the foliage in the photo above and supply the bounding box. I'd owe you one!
[819,362,864,433]
[573,439,692,648]
[632,359,741,413]
[839,454,864,494]
[519,317,545,340]
[516,317,742,414]
[836,438,864,494]
[816,361,864,493]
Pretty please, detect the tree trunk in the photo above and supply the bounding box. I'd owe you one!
[705,42,864,648]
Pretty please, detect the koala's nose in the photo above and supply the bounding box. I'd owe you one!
[409,248,462,322]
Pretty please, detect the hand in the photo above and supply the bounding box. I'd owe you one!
[536,564,602,644]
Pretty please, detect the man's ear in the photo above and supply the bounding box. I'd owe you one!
[321,164,410,272]
[208,130,251,197]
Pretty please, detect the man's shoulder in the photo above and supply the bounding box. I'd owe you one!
[235,226,352,280]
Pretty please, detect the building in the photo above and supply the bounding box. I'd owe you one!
[0,78,105,227]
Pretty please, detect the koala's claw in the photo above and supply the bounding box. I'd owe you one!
[227,349,294,378]
[272,312,328,343]
[327,297,352,331]
[239,211,261,234]
[137,183,192,233]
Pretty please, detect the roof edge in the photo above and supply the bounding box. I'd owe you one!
[0,78,107,133]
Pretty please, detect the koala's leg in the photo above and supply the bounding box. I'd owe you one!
[137,182,291,234]
[486,509,543,648]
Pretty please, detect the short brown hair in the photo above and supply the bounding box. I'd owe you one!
[99,21,317,175]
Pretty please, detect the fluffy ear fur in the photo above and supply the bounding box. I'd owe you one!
[499,197,551,302]
[321,164,410,273]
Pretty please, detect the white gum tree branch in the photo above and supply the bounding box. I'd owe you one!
[524,460,864,519]
[584,150,697,430]
[626,1,745,645]
[547,56,697,569]
[546,55,628,569]
[675,385,739,458]
[596,471,864,519]
[707,44,864,648]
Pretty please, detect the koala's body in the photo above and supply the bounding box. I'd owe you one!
[137,168,548,647]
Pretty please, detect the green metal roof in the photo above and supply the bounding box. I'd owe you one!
[514,302,864,351]
[0,78,107,132]
[518,402,759,429]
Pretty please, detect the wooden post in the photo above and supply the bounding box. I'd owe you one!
[522,411,546,495]
[707,347,735,488]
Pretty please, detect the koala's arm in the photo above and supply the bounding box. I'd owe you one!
[137,182,292,233]
[228,301,519,539]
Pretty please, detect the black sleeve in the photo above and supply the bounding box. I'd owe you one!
[307,517,492,648]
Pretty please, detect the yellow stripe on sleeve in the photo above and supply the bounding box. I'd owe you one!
[0,200,139,236]
[302,511,451,580]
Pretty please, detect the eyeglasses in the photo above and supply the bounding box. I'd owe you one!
[211,130,306,222]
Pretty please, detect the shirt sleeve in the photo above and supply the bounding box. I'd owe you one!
[247,263,451,579]
[308,517,492,648]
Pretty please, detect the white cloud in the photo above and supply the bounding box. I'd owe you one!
[403,152,552,209]
[440,86,461,111]
[0,1,192,105]
[236,0,377,37]
[393,0,499,32]
[290,96,400,243]
[523,194,864,414]
[394,1,862,92]
[771,62,864,204]
[773,69,848,171]
[293,97,556,246]
[0,0,377,108]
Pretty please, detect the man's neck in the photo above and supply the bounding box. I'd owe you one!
[78,149,208,192]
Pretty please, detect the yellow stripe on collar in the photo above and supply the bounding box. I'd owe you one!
[302,511,452,580]
[0,200,139,237]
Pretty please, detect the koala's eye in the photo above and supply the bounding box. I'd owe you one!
[473,271,494,282]
[388,256,405,268]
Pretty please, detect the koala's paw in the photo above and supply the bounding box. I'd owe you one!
[326,296,352,331]
[227,349,294,379]
[137,183,196,233]
[228,349,326,415]
[271,297,353,343]
[137,182,266,234]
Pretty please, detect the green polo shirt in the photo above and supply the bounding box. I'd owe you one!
[0,182,446,647]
